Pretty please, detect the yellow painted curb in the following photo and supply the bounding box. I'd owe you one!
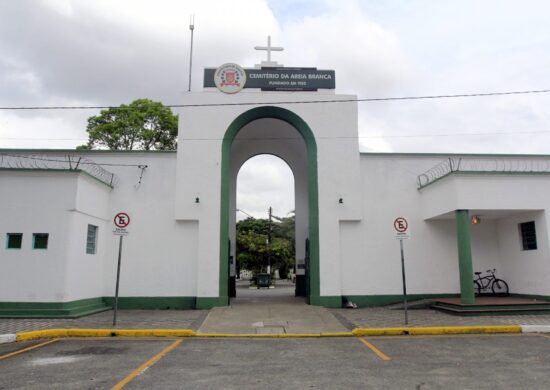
[351,325,522,336]
[15,329,353,340]
[16,328,196,341]
[15,325,521,341]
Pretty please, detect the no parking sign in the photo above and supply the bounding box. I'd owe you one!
[394,217,410,240]
[112,211,131,326]
[394,216,410,325]
[113,212,130,236]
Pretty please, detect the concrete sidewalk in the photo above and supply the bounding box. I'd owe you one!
[0,309,208,335]
[198,281,346,334]
[331,307,550,329]
[2,280,550,336]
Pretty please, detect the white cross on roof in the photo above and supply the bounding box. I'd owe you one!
[254,35,284,68]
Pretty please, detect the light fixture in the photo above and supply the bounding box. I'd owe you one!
[471,215,480,225]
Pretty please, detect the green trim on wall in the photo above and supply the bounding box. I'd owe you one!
[0,296,201,317]
[102,297,196,310]
[0,297,110,318]
[220,106,320,306]
[316,296,341,308]
[455,210,475,304]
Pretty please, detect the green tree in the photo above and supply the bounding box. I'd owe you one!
[81,98,178,150]
[236,215,295,278]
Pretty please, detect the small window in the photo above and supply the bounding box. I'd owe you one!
[520,221,537,250]
[6,233,23,249]
[33,233,49,250]
[86,225,98,254]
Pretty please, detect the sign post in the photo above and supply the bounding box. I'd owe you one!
[393,217,410,325]
[112,212,130,327]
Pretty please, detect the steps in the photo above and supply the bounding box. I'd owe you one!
[431,299,550,316]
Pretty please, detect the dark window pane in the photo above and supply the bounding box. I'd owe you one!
[7,233,23,249]
[33,233,49,249]
[86,225,97,254]
[520,221,537,250]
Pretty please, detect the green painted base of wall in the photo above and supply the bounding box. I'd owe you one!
[102,297,196,310]
[315,296,341,308]
[11,292,545,317]
[0,298,111,318]
[0,296,201,318]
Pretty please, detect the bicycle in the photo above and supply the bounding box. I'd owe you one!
[473,269,509,297]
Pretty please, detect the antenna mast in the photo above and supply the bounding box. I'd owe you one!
[187,15,195,92]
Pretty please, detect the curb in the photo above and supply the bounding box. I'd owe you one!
[0,334,16,344]
[520,325,550,333]
[2,325,549,343]
[351,325,522,336]
[15,329,196,342]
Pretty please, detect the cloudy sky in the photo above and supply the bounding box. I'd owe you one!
[1,0,550,219]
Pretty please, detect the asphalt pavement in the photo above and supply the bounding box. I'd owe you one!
[1,334,549,389]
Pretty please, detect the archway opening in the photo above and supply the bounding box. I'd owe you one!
[220,107,320,307]
[234,154,297,301]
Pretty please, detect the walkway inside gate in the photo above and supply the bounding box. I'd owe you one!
[198,280,346,334]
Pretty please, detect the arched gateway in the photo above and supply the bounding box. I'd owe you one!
[7,43,549,318]
[221,107,320,304]
[175,61,363,309]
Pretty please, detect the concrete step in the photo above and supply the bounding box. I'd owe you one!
[431,304,550,316]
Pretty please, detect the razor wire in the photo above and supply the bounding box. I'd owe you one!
[417,157,550,188]
[0,153,119,187]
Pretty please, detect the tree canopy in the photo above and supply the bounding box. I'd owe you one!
[79,98,178,150]
[236,214,295,278]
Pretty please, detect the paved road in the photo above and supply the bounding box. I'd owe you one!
[1,334,549,389]
[200,280,346,334]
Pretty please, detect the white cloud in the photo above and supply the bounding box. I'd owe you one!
[237,155,294,220]
[2,0,550,211]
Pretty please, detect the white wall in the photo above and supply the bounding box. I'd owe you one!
[1,152,200,303]
[3,148,550,304]
[175,91,363,299]
[471,220,501,276]
[87,152,198,298]
[497,211,550,295]
[64,173,111,301]
[0,171,76,302]
[341,154,550,297]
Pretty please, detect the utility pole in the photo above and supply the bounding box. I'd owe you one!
[187,15,195,92]
[267,206,272,274]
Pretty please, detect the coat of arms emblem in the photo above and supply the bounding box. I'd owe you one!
[214,63,247,94]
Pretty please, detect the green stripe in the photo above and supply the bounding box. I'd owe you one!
[220,106,320,306]
[0,297,110,318]
[456,210,475,304]
[102,297,196,310]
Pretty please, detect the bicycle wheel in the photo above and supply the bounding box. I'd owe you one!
[491,279,509,297]
[474,281,482,297]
